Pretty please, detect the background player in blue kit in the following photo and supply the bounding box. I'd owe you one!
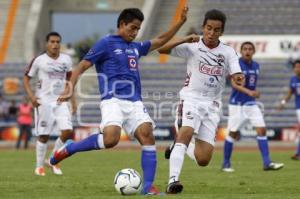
[222,42,284,172]
[50,7,189,195]
[278,60,300,160]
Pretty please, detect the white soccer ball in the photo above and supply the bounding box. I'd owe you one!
[114,168,142,195]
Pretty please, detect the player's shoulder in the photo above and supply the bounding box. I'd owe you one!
[219,42,236,53]
[32,52,47,63]
[59,52,72,60]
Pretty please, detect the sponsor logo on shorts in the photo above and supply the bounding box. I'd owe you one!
[185,111,194,120]
[40,121,47,127]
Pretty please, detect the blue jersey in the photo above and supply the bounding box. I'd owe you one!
[289,76,300,109]
[83,35,151,102]
[229,58,259,105]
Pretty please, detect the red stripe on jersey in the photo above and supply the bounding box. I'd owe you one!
[66,71,72,80]
[24,57,37,76]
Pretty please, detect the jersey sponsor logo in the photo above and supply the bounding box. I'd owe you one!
[113,49,123,55]
[249,75,256,85]
[128,56,137,70]
[125,49,134,54]
[199,62,224,76]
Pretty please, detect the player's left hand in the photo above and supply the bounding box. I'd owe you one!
[179,6,189,24]
[184,34,200,43]
[57,88,72,104]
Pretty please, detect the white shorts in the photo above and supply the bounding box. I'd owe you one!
[34,102,72,136]
[99,98,155,137]
[227,104,266,132]
[175,99,222,146]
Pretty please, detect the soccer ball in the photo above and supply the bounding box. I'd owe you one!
[114,168,142,195]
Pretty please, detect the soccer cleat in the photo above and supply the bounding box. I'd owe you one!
[143,185,164,195]
[50,140,73,166]
[34,167,46,176]
[164,142,175,159]
[263,162,284,171]
[166,181,183,194]
[45,159,63,175]
[222,167,235,172]
[291,154,300,160]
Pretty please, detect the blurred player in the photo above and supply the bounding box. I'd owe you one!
[278,60,300,160]
[222,41,284,172]
[50,7,188,195]
[158,9,245,194]
[24,32,76,176]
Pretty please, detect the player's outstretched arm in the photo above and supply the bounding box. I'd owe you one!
[157,34,199,54]
[57,60,92,103]
[277,88,293,110]
[148,6,188,52]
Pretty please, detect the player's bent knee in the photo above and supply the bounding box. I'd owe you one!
[104,138,119,148]
[196,159,210,167]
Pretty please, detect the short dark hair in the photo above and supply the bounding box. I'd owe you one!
[293,60,300,68]
[117,8,144,28]
[46,32,61,42]
[241,41,256,52]
[203,9,226,32]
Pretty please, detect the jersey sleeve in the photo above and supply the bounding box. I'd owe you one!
[170,43,191,58]
[25,57,39,77]
[136,40,151,57]
[83,39,108,64]
[66,55,73,72]
[290,77,295,93]
[227,48,241,75]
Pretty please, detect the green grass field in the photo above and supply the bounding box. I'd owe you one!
[0,149,299,199]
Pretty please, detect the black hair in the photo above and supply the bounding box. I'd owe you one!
[46,32,61,42]
[203,9,226,32]
[241,41,256,52]
[293,60,300,68]
[117,8,144,28]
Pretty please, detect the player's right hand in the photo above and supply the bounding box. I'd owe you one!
[30,96,40,107]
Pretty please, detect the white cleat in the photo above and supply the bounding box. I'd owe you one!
[45,159,63,175]
[264,162,284,171]
[222,167,235,172]
[34,167,46,176]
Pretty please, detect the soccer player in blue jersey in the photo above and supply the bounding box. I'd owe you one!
[222,42,284,172]
[278,60,300,160]
[49,7,189,195]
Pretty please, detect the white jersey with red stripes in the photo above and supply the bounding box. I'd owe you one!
[170,39,241,102]
[26,52,72,103]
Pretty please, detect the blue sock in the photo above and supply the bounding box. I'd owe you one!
[66,134,103,155]
[223,137,234,168]
[257,136,271,167]
[297,139,300,155]
[141,145,157,194]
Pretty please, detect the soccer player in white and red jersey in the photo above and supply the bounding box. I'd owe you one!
[24,32,76,176]
[158,9,245,194]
